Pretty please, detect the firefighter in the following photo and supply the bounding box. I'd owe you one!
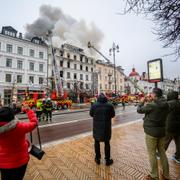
[45,98,53,122]
[36,99,43,122]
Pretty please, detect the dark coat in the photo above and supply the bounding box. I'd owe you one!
[137,97,169,138]
[90,95,115,141]
[166,91,180,134]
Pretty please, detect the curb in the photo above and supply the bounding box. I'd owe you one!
[17,108,90,120]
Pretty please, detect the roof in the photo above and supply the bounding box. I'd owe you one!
[129,68,139,77]
[2,26,17,33]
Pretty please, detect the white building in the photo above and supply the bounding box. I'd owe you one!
[125,67,180,95]
[48,44,95,102]
[0,26,48,105]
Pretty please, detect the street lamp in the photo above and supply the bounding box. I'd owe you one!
[109,43,119,95]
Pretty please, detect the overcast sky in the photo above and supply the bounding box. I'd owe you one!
[0,0,179,79]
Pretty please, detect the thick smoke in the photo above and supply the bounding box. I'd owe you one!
[25,5,104,55]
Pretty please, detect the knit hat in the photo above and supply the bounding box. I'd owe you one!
[167,91,178,101]
[152,88,163,97]
[0,107,15,122]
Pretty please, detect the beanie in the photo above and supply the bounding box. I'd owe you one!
[152,88,163,97]
[0,107,15,122]
[167,91,178,101]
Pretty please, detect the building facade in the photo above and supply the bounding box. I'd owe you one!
[0,26,48,105]
[96,60,125,95]
[48,44,95,102]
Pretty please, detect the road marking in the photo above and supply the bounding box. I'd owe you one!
[39,110,137,128]
[42,118,142,148]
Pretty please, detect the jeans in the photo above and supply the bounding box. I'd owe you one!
[145,134,169,180]
[164,133,180,159]
[0,164,27,180]
[94,140,110,160]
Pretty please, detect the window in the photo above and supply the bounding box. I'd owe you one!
[86,75,89,81]
[17,75,22,83]
[105,84,107,90]
[5,31,16,37]
[29,76,34,84]
[85,84,89,89]
[67,53,70,59]
[100,84,102,89]
[17,60,23,69]
[39,52,44,59]
[67,72,70,79]
[86,66,88,72]
[67,61,70,68]
[91,68,93,72]
[29,49,34,57]
[29,62,34,71]
[67,83,70,89]
[105,76,107,81]
[60,50,63,57]
[60,71,63,77]
[17,47,23,55]
[80,82,83,89]
[85,57,88,63]
[91,59,93,64]
[6,58,12,67]
[74,55,77,60]
[0,42,1,51]
[74,73,77,80]
[34,39,40,44]
[39,64,43,72]
[6,44,13,53]
[5,74,11,82]
[39,77,43,84]
[4,89,12,105]
[80,74,83,80]
[80,65,83,70]
[112,85,115,90]
[60,61,63,67]
[74,64,77,70]
[80,55,83,62]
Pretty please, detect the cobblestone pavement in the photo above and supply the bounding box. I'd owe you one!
[25,121,180,180]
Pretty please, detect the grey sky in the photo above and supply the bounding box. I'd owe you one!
[0,0,179,79]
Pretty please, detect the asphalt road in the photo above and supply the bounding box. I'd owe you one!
[29,106,143,145]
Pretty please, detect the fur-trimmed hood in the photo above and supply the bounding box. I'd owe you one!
[0,120,19,134]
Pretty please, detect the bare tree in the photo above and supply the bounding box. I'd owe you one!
[122,0,180,60]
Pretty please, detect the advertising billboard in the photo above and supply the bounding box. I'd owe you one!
[147,59,163,83]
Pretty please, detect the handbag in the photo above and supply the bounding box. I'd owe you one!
[29,125,45,160]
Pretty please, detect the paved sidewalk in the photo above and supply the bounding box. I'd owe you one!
[25,121,180,180]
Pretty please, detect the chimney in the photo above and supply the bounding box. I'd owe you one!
[19,32,22,39]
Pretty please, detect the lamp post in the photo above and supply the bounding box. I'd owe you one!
[109,43,119,95]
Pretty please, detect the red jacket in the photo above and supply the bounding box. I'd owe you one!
[0,110,38,169]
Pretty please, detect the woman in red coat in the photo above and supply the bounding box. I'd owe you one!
[0,106,38,180]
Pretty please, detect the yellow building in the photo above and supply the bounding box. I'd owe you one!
[95,60,125,94]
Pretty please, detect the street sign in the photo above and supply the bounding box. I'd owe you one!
[147,59,163,83]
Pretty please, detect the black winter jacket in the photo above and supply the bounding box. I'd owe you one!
[137,97,169,138]
[90,96,115,141]
[166,99,180,134]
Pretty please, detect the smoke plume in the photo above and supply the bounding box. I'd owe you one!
[25,5,104,54]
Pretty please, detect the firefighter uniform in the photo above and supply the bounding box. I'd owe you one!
[45,98,53,122]
[36,100,43,121]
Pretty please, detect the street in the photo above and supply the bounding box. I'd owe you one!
[30,105,143,145]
